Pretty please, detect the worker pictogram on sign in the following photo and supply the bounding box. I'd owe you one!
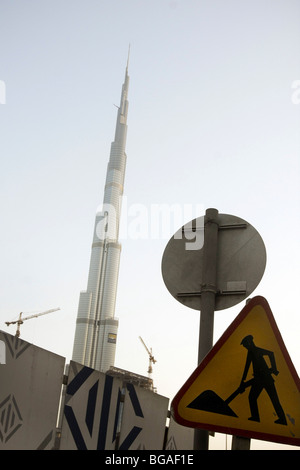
[171,296,300,446]
[187,335,287,424]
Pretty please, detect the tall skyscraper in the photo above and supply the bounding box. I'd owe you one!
[72,60,129,372]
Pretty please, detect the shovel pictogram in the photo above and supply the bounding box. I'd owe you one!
[187,379,254,418]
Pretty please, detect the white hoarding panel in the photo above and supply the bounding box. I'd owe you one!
[0,330,65,450]
[60,361,123,450]
[118,383,169,450]
[165,416,194,450]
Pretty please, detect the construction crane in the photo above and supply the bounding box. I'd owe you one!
[5,308,60,337]
[139,336,157,378]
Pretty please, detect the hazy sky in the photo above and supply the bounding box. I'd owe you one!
[0,1,299,450]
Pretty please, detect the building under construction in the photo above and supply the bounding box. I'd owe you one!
[107,366,156,392]
[72,60,130,372]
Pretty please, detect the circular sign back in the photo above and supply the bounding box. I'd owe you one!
[161,213,266,311]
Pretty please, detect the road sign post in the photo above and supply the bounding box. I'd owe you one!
[194,208,219,450]
[162,210,268,450]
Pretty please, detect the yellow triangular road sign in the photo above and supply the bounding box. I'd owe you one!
[171,296,300,446]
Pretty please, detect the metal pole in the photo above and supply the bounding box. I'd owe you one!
[194,208,219,450]
[231,435,251,450]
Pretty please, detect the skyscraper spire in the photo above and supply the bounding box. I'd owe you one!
[72,60,129,372]
[126,44,130,73]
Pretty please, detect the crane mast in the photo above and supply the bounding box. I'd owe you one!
[139,336,157,378]
[5,308,60,337]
